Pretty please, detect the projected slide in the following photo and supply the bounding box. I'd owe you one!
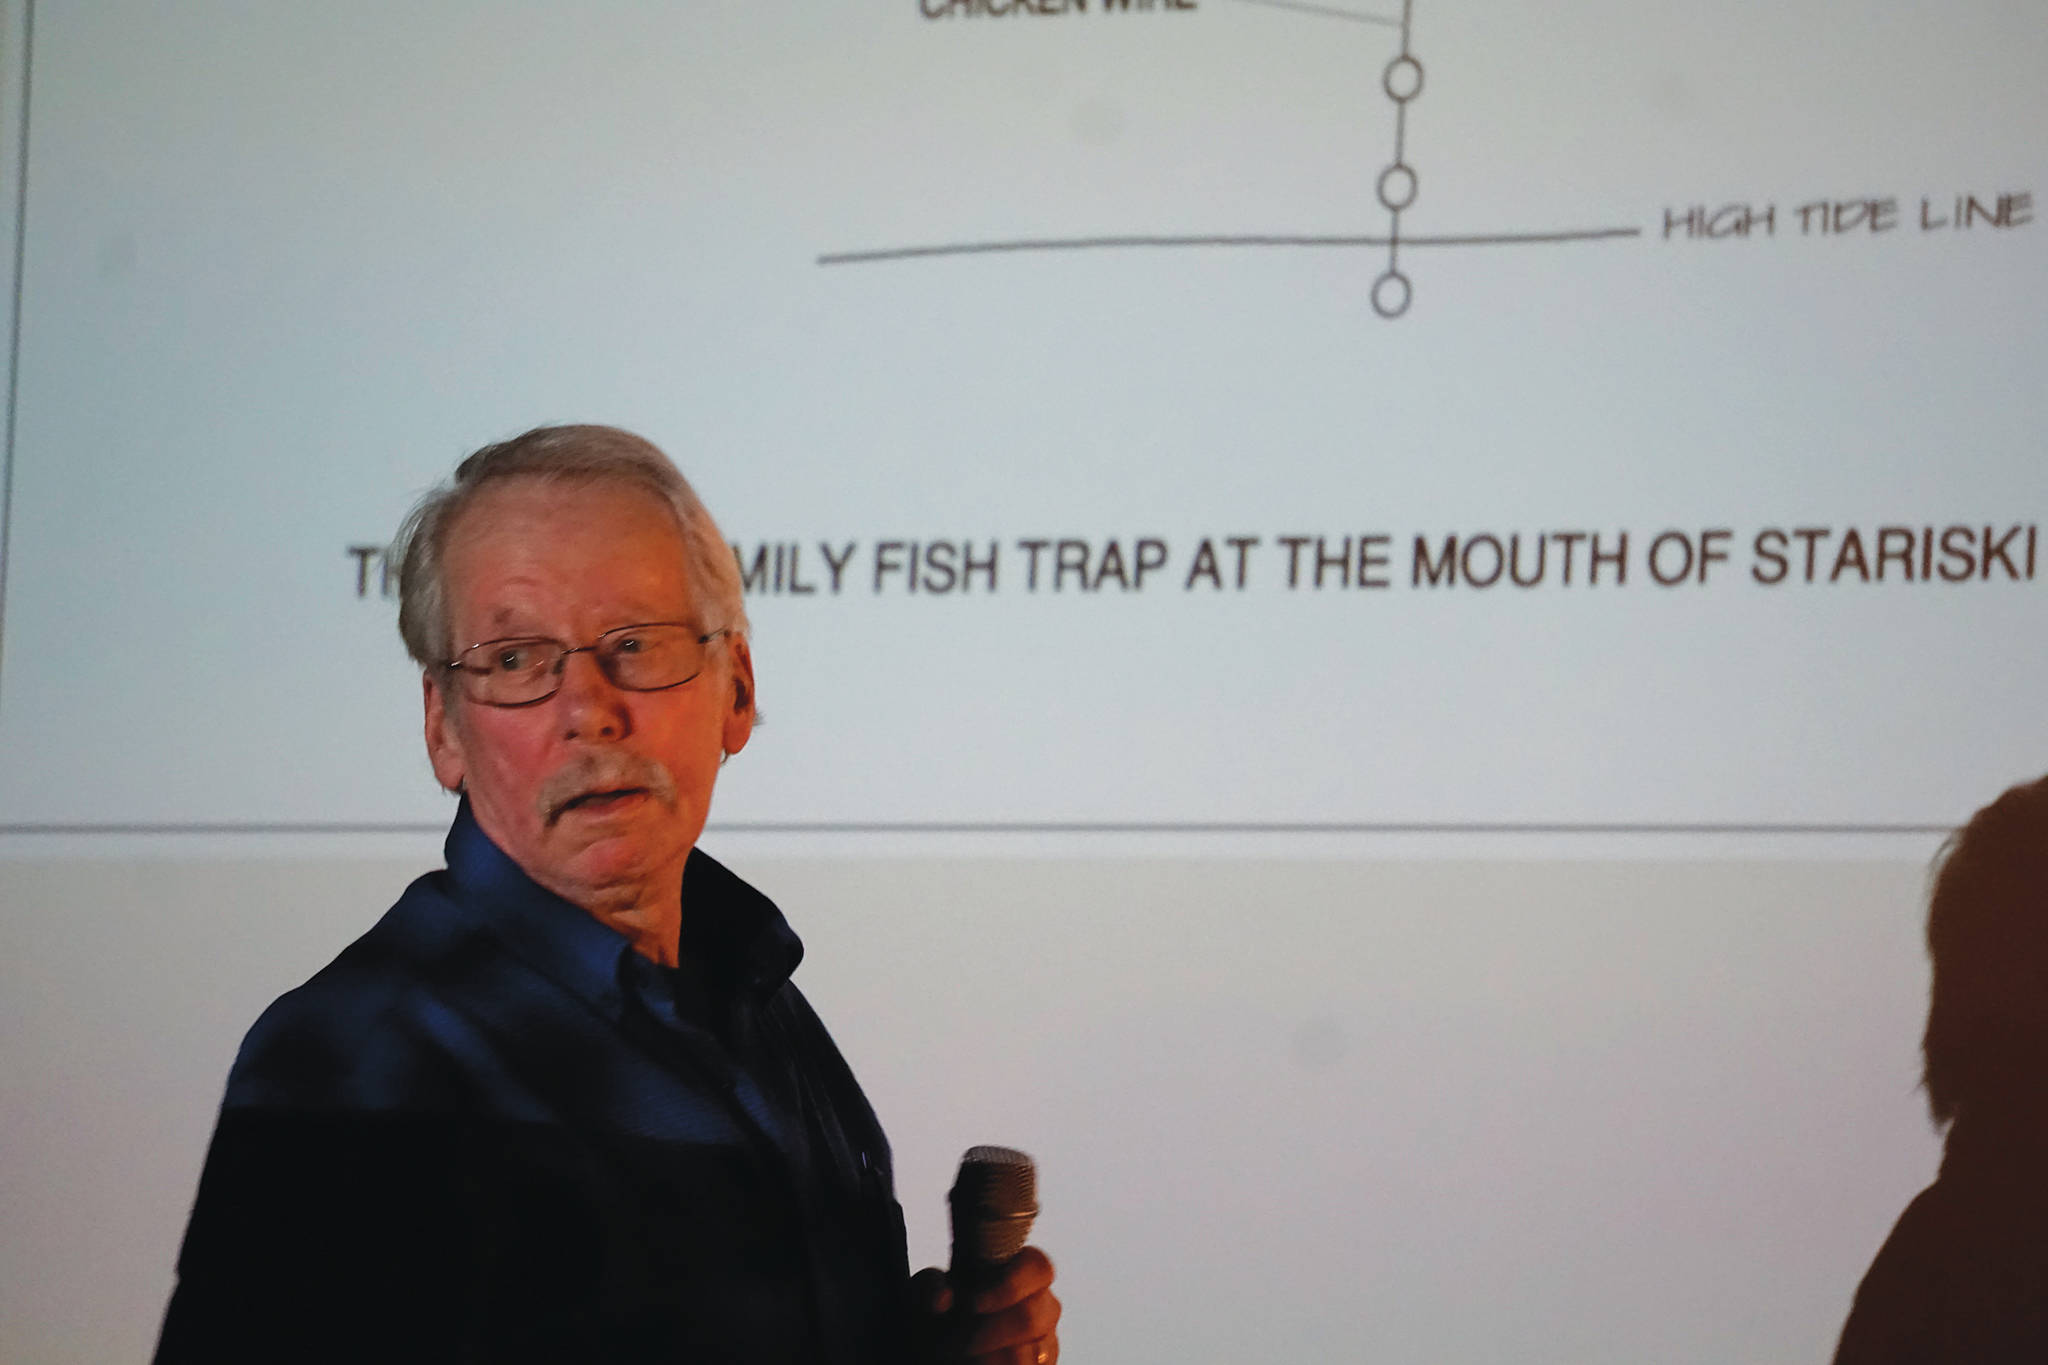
[833,0,1465,320]
[2,8,2038,1365]
[1,0,2042,834]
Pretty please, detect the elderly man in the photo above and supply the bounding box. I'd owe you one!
[156,426,1058,1363]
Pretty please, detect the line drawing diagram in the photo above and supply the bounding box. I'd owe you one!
[1367,0,1423,315]
[1216,0,1425,315]
[820,0,1641,318]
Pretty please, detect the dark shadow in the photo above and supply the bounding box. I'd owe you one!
[1834,773,2048,1363]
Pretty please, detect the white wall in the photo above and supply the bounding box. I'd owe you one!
[1,854,1942,1363]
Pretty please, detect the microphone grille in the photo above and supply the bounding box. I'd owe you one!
[951,1145,1038,1265]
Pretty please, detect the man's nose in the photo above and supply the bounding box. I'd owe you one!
[553,648,629,740]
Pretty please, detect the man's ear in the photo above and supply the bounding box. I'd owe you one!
[422,672,467,792]
[722,636,756,758]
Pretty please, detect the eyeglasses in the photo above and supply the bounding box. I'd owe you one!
[444,623,730,708]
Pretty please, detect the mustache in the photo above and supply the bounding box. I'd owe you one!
[535,751,679,826]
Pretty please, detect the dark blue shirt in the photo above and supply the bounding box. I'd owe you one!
[157,803,909,1364]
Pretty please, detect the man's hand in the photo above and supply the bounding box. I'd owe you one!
[910,1246,1061,1364]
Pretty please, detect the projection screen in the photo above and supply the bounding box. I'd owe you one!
[1,1,2042,1360]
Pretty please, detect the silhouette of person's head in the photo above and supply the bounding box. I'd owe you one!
[1922,773,2048,1128]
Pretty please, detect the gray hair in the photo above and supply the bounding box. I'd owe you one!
[392,424,748,671]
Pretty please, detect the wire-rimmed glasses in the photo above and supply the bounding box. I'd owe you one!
[443,623,730,707]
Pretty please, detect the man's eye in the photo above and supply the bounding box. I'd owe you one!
[493,644,541,672]
[611,634,645,655]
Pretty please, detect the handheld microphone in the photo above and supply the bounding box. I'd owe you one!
[948,1145,1038,1298]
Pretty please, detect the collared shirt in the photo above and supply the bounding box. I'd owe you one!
[157,802,908,1364]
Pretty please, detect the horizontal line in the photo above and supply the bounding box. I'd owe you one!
[0,820,1951,837]
[1218,0,1401,27]
[0,823,450,835]
[711,822,1950,835]
[818,227,1641,265]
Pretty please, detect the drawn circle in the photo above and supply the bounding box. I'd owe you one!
[1382,55,1424,103]
[1371,270,1412,319]
[1376,162,1418,212]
